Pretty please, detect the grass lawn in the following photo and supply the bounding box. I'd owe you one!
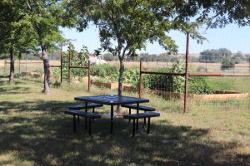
[0,79,249,165]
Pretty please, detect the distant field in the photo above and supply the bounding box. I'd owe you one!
[1,60,249,72]
[110,61,250,73]
[0,60,60,75]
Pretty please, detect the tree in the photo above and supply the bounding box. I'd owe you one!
[232,51,244,64]
[24,0,65,94]
[73,0,202,96]
[199,48,232,63]
[0,0,35,83]
[221,57,235,70]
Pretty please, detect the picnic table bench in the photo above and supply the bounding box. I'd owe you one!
[124,112,160,137]
[122,103,156,124]
[67,103,103,110]
[65,103,103,136]
[65,109,101,136]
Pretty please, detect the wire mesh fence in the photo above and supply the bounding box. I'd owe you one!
[138,57,185,112]
[188,57,250,112]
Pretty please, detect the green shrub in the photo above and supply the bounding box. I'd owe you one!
[52,45,89,80]
[143,61,185,93]
[91,64,118,81]
[124,69,140,86]
[221,57,235,70]
[143,62,213,94]
[91,64,140,84]
[189,77,214,94]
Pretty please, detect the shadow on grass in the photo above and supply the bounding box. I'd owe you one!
[0,87,31,95]
[0,100,249,166]
[0,80,32,95]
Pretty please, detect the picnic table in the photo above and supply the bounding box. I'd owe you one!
[74,95,149,133]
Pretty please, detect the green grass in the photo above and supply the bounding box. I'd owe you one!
[0,79,249,165]
[205,77,250,92]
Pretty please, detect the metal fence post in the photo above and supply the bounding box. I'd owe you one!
[184,32,190,113]
[249,57,250,72]
[68,49,71,83]
[87,60,90,92]
[60,44,63,84]
[139,60,142,98]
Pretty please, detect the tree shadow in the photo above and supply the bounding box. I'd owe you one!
[0,100,249,166]
[0,80,23,85]
[0,80,31,94]
[0,87,31,95]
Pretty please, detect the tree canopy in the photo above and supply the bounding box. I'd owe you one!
[71,0,206,95]
[198,0,250,28]
[0,0,37,82]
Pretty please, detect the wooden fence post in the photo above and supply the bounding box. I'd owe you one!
[184,32,190,113]
[87,60,90,92]
[139,60,142,98]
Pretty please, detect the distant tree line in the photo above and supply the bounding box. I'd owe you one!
[102,49,250,64]
[199,48,249,64]
[198,48,250,70]
[0,51,61,60]
[102,52,185,62]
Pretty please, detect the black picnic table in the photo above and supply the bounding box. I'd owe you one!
[74,95,149,133]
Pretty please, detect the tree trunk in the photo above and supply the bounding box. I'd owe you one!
[9,48,15,83]
[118,57,125,96]
[41,46,50,94]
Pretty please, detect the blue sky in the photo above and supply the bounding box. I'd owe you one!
[61,24,250,54]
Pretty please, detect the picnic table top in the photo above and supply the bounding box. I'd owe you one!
[75,95,149,105]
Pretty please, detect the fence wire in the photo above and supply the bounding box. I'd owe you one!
[188,59,250,112]
[139,58,185,112]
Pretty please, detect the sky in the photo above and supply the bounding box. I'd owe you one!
[61,24,250,55]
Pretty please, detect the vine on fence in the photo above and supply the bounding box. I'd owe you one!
[52,44,89,81]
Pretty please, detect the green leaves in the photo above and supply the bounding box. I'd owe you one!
[27,0,64,48]
[73,0,210,57]
[0,0,69,57]
[195,0,250,28]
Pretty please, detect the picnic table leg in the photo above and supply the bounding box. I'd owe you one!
[144,116,146,127]
[111,105,114,134]
[129,108,131,123]
[132,119,135,137]
[147,117,151,134]
[88,118,92,136]
[92,108,95,123]
[85,102,88,130]
[136,103,139,130]
[73,115,76,133]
